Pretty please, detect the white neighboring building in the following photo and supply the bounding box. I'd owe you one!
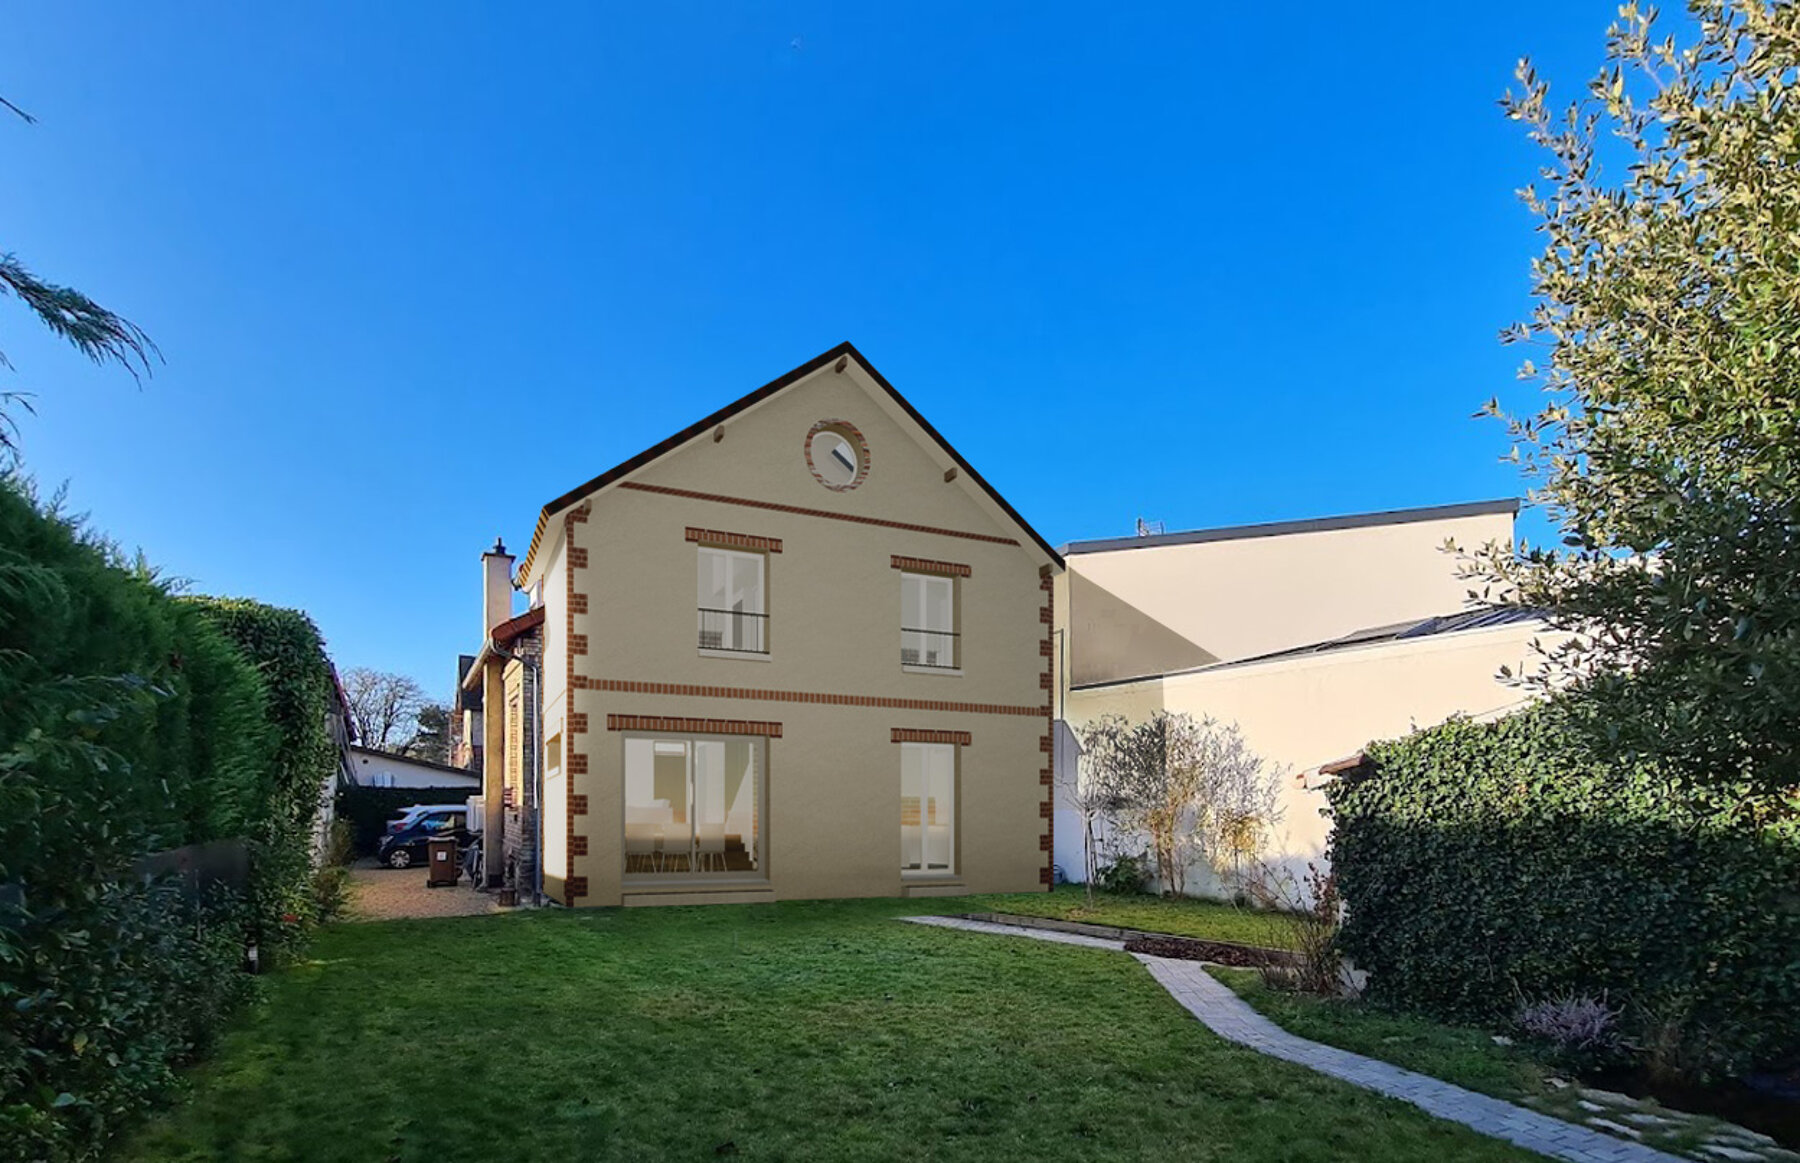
[1051,500,1550,898]
[349,745,482,790]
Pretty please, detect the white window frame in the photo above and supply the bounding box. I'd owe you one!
[900,572,959,673]
[623,733,768,881]
[697,546,769,657]
[900,741,957,877]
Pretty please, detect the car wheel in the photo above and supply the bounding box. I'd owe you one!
[386,848,413,869]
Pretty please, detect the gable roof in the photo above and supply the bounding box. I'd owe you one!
[516,342,1062,584]
[1062,498,1519,556]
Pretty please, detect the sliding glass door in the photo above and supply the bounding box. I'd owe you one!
[623,735,763,877]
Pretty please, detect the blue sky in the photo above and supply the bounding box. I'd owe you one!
[3,2,1618,697]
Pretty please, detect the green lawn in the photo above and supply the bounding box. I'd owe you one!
[115,897,1542,1163]
[964,884,1299,949]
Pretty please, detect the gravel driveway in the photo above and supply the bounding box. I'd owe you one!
[347,860,500,921]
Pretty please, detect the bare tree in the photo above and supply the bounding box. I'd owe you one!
[1099,711,1285,899]
[342,667,428,753]
[1187,719,1285,900]
[1069,714,1131,904]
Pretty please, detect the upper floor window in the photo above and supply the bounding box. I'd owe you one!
[900,572,957,670]
[697,546,767,654]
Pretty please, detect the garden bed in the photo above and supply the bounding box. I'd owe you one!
[961,911,1298,968]
[1122,933,1298,969]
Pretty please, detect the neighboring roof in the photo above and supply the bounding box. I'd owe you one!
[457,606,548,694]
[454,654,482,713]
[1072,606,1546,691]
[348,745,481,782]
[492,606,544,645]
[1061,498,1519,557]
[515,342,1062,584]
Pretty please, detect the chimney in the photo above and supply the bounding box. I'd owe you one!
[482,537,515,638]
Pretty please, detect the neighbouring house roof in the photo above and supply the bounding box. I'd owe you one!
[458,606,547,693]
[514,341,1062,586]
[491,606,545,644]
[454,653,482,713]
[1071,606,1546,691]
[1060,498,1519,557]
[348,744,481,782]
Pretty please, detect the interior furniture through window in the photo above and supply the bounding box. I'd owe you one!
[901,741,955,874]
[624,735,763,876]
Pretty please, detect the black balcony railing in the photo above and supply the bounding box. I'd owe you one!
[698,607,768,654]
[901,627,959,670]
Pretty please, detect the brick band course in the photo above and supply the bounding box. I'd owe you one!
[890,728,972,746]
[686,527,784,554]
[620,481,1020,547]
[890,555,971,578]
[606,714,784,738]
[574,675,1043,717]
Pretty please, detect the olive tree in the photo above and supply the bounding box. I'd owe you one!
[1086,710,1284,899]
[1470,1,1800,795]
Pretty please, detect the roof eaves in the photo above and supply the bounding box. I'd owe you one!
[1061,498,1520,557]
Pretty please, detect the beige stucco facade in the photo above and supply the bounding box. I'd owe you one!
[1050,501,1548,898]
[1058,503,1517,686]
[515,346,1058,907]
[1057,619,1545,896]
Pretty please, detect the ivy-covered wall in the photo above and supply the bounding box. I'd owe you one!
[0,479,338,1161]
[1325,704,1800,1076]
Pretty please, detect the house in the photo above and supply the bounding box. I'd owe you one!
[348,744,483,791]
[464,343,1061,907]
[1051,500,1549,897]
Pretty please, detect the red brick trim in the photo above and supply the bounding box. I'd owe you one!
[1039,561,1056,891]
[619,481,1020,547]
[890,555,971,578]
[573,675,1043,717]
[563,503,591,904]
[890,728,971,746]
[686,527,783,554]
[803,418,872,492]
[606,714,783,738]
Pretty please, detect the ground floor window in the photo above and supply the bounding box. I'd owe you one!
[624,735,763,876]
[901,742,955,875]
[544,770,566,875]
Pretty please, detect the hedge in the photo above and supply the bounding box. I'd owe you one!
[187,597,341,954]
[1325,702,1800,1077]
[337,784,480,856]
[0,478,336,1161]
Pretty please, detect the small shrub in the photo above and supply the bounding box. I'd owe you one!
[310,865,355,923]
[1516,994,1620,1071]
[1253,863,1343,996]
[1094,852,1149,896]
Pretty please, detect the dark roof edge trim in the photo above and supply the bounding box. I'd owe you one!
[348,745,481,781]
[1061,498,1519,556]
[1069,606,1545,691]
[520,342,1062,580]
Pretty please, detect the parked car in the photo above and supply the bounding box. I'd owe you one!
[384,803,468,837]
[376,807,470,869]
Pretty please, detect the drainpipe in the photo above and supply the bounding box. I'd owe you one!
[486,638,544,907]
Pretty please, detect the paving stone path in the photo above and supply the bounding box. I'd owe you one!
[904,915,1685,1163]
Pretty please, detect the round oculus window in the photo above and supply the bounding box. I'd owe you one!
[805,422,868,491]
